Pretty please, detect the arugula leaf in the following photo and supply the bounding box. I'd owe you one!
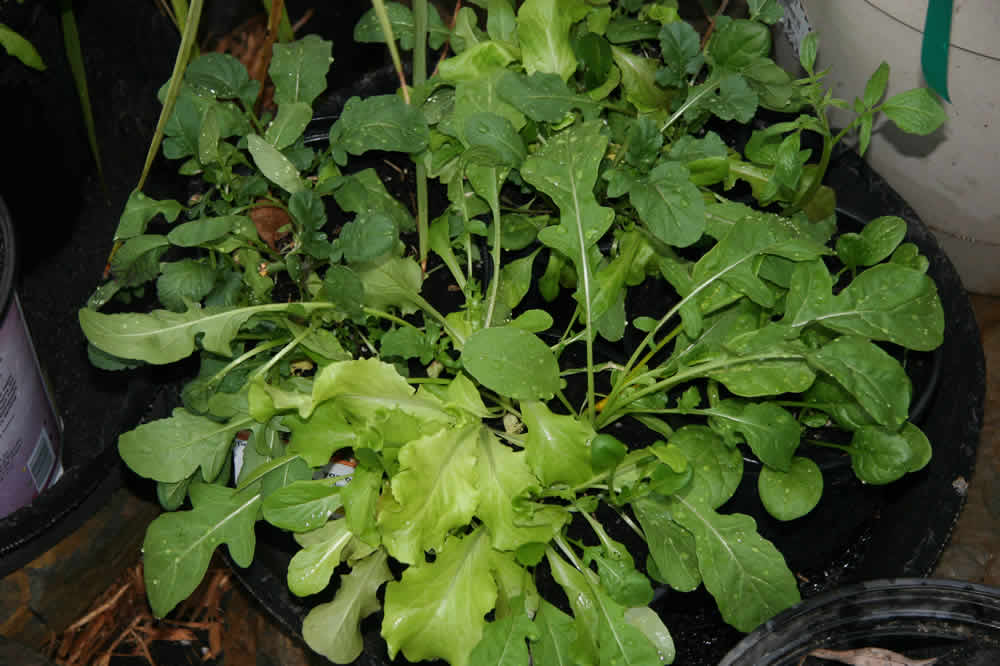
[356,255,425,315]
[119,408,252,483]
[333,168,415,232]
[850,422,930,484]
[302,548,393,664]
[583,545,654,607]
[757,456,823,521]
[497,71,592,123]
[383,529,497,666]
[265,101,312,149]
[166,215,242,247]
[657,21,703,88]
[835,215,907,269]
[288,520,377,597]
[0,23,45,69]
[669,495,800,633]
[186,52,260,107]
[353,2,451,50]
[462,326,561,401]
[523,121,614,325]
[782,259,836,327]
[624,116,663,172]
[707,400,801,471]
[629,161,705,248]
[114,190,184,240]
[80,302,310,364]
[156,259,216,312]
[712,73,759,123]
[143,482,261,617]
[632,495,701,592]
[808,335,911,428]
[463,111,527,167]
[330,95,430,155]
[261,479,341,532]
[247,133,304,193]
[339,212,398,264]
[708,19,771,71]
[469,602,538,666]
[532,599,578,666]
[110,235,169,287]
[667,426,743,508]
[499,249,540,312]
[269,34,332,106]
[546,548,664,665]
[799,31,818,75]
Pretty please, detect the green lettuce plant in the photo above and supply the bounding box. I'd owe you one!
[79,1,948,664]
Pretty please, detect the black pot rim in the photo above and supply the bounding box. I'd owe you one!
[720,577,1000,665]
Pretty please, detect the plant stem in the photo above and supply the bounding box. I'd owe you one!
[211,338,289,386]
[597,350,807,428]
[371,0,410,103]
[137,0,203,192]
[660,77,720,134]
[413,0,430,267]
[483,181,503,329]
[253,319,317,379]
[362,307,423,331]
[60,0,106,197]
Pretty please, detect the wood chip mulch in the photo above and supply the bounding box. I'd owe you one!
[43,558,231,666]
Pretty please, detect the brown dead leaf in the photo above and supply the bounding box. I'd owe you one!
[250,202,291,251]
[804,647,938,665]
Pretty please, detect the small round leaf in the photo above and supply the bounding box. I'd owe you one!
[758,456,823,521]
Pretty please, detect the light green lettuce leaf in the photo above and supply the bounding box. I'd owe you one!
[378,425,482,563]
[382,529,498,666]
[302,548,393,664]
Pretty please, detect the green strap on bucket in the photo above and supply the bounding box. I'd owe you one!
[921,0,953,102]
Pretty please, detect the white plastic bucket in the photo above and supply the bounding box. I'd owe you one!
[775,0,1000,294]
[0,197,63,519]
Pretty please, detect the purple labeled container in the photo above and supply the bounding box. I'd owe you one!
[0,197,63,519]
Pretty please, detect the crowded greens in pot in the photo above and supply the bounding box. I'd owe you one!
[79,1,948,664]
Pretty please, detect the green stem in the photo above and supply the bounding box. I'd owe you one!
[253,319,317,380]
[60,0,106,197]
[483,185,503,329]
[371,0,410,102]
[413,0,430,266]
[597,351,807,428]
[138,0,203,192]
[660,77,721,134]
[407,291,466,346]
[211,338,289,386]
[805,439,852,453]
[362,306,423,331]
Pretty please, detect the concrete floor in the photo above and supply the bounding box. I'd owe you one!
[934,294,1000,585]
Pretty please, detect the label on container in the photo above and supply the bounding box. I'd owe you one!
[0,295,63,518]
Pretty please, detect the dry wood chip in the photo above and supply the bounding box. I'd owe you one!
[803,647,938,665]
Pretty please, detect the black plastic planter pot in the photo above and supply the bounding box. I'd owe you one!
[208,109,985,664]
[719,578,1000,665]
[0,1,185,580]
